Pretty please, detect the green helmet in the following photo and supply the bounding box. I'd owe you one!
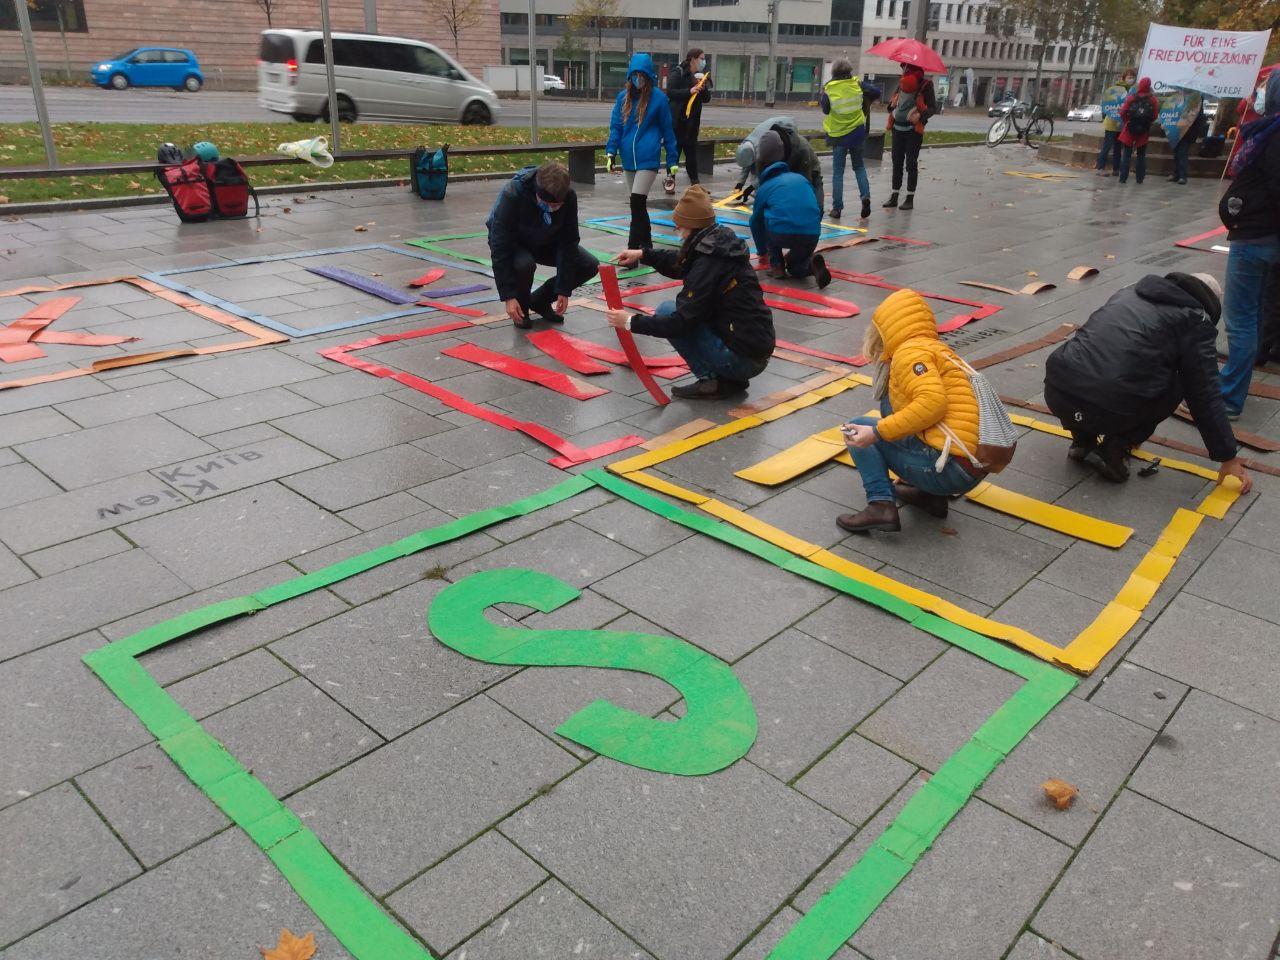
[192,141,220,162]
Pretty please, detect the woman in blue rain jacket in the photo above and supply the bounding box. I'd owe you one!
[606,52,679,249]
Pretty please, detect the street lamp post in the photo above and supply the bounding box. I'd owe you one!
[764,0,780,107]
[12,0,57,168]
[528,0,540,143]
[320,0,342,152]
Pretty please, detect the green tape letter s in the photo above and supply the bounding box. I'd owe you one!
[428,569,757,775]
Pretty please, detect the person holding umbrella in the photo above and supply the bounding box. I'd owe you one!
[864,39,943,211]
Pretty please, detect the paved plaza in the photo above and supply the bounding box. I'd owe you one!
[1,145,1278,960]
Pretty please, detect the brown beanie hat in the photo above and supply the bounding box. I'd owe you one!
[672,185,716,231]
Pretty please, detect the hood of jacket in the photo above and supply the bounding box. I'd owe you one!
[1133,274,1207,314]
[873,288,938,358]
[1264,70,1280,116]
[758,160,791,185]
[1136,77,1153,96]
[690,223,750,261]
[627,53,657,84]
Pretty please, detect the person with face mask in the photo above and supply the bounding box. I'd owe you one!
[822,60,881,220]
[486,161,599,329]
[605,186,775,400]
[1216,71,1280,416]
[664,48,713,191]
[606,53,679,250]
[1042,272,1250,492]
[1096,68,1136,176]
[883,63,937,211]
[1118,77,1160,184]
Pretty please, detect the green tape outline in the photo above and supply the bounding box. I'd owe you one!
[403,231,656,282]
[82,466,1074,960]
[583,469,1076,959]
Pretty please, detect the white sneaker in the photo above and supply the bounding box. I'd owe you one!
[663,175,677,195]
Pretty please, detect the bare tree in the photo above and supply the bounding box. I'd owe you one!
[568,0,622,99]
[426,0,488,58]
[1057,0,1099,108]
[27,0,74,81]
[253,0,277,28]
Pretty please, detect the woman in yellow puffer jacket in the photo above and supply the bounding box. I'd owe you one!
[838,288,984,533]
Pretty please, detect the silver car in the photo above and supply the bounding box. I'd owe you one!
[257,29,501,125]
[1067,104,1102,121]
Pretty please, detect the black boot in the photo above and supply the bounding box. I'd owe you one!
[1087,438,1130,483]
[893,481,949,519]
[1067,431,1098,462]
[628,193,651,249]
[671,378,745,400]
[528,288,564,324]
[860,196,872,219]
[811,254,831,290]
[883,192,899,208]
[899,193,915,211]
[836,501,902,534]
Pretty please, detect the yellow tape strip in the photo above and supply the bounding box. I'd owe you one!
[1154,508,1203,557]
[1196,475,1243,518]
[1059,601,1143,670]
[735,430,846,485]
[608,417,762,473]
[964,481,1133,548]
[620,470,709,504]
[700,498,824,557]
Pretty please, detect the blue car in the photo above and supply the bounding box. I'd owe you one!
[91,47,203,92]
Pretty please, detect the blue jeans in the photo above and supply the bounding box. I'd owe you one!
[1119,144,1146,183]
[1221,238,1280,412]
[656,301,768,382]
[831,142,870,212]
[845,399,982,504]
[1095,129,1120,172]
[1173,137,1192,181]
[765,232,819,277]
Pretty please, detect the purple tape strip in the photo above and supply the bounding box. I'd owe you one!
[425,283,491,298]
[306,266,418,305]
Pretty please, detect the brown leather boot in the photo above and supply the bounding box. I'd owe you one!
[894,481,949,519]
[836,501,901,534]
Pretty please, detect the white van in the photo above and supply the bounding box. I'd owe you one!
[257,29,501,125]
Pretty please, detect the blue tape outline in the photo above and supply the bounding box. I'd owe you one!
[582,215,861,253]
[143,244,500,339]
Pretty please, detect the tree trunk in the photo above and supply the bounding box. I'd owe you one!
[1033,39,1047,106]
[55,4,71,82]
[1063,46,1077,110]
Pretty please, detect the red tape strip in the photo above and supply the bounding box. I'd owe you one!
[407,268,448,288]
[416,299,490,318]
[827,268,1001,333]
[0,296,138,364]
[441,342,609,400]
[1174,226,1228,250]
[774,338,868,366]
[552,332,687,377]
[526,329,613,375]
[595,265,670,406]
[759,283,859,319]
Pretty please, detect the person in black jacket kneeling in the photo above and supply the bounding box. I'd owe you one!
[487,161,599,330]
[605,185,775,400]
[1043,271,1251,492]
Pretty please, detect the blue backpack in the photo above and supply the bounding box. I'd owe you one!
[410,144,449,200]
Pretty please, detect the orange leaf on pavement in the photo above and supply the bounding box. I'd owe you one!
[260,928,316,960]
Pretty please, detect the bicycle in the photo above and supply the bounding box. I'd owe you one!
[986,103,1055,149]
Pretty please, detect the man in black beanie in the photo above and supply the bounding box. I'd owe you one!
[1043,272,1252,491]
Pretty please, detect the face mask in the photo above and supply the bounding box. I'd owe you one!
[536,198,554,225]
[635,74,648,88]
[695,59,706,72]
[1255,85,1268,114]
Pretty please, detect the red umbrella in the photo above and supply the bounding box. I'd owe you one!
[864,38,946,74]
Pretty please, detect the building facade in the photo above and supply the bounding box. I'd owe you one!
[0,0,500,89]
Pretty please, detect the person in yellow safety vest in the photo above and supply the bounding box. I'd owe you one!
[821,60,881,221]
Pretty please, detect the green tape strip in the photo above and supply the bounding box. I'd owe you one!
[81,473,595,960]
[428,568,757,775]
[582,470,1078,959]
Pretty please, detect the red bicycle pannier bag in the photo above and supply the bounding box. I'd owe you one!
[156,158,214,223]
[203,158,259,219]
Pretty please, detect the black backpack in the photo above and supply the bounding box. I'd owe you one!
[409,144,449,200]
[1127,96,1156,135]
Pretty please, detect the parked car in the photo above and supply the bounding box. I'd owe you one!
[1067,103,1103,121]
[543,74,566,91]
[988,96,1027,117]
[257,29,501,125]
[91,47,203,91]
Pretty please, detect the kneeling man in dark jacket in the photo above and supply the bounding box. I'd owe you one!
[487,161,599,329]
[606,185,775,399]
[1043,271,1251,492]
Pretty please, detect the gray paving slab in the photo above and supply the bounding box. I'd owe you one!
[386,831,549,955]
[337,490,432,530]
[1038,533,1198,621]
[0,470,190,554]
[1,829,354,960]
[150,434,334,501]
[165,648,296,720]
[747,486,860,550]
[1129,593,1280,721]
[271,579,513,740]
[169,349,328,398]
[1033,790,1280,960]
[1056,468,1212,547]
[445,880,654,960]
[794,593,947,682]
[0,632,152,808]
[0,539,32,590]
[0,782,140,946]
[1129,690,1280,858]
[1228,492,1280,554]
[594,534,833,662]
[1004,933,1072,960]
[572,498,695,556]
[977,692,1153,846]
[794,730,917,826]
[53,379,215,429]
[857,647,1024,772]
[122,482,356,589]
[202,421,284,449]
[0,461,60,508]
[161,385,319,436]
[448,520,644,589]
[281,442,455,511]
[288,695,578,895]
[75,742,229,868]
[651,431,792,507]
[284,368,397,405]
[272,394,452,459]
[1088,660,1187,730]
[502,757,850,960]
[850,798,1071,960]
[484,484,613,545]
[15,414,215,490]
[991,577,1107,648]
[0,549,189,662]
[732,630,900,782]
[410,452,571,517]
[23,529,132,577]
[1184,537,1280,625]
[202,677,381,797]
[414,420,538,469]
[0,376,110,418]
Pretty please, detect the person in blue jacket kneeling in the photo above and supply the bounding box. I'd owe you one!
[749,130,832,288]
[606,53,679,250]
